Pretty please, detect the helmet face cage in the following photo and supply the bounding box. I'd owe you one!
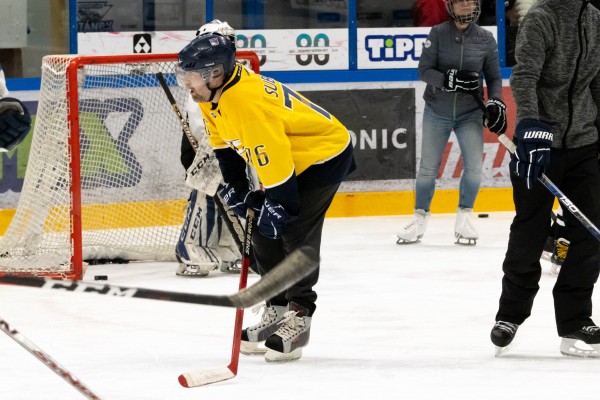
[195,19,236,44]
[445,0,481,23]
[175,64,225,89]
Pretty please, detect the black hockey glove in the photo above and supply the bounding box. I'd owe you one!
[0,97,31,151]
[257,196,295,239]
[220,182,265,218]
[443,69,479,93]
[509,118,553,189]
[483,98,507,134]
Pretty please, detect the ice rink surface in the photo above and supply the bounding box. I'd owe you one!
[1,212,599,400]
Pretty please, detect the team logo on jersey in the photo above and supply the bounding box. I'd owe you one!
[424,39,431,49]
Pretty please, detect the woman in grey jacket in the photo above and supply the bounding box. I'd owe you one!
[397,0,505,245]
[491,0,600,357]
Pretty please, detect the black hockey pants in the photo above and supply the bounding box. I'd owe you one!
[251,182,341,316]
[496,143,600,336]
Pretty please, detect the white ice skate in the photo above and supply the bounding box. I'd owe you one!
[396,209,430,244]
[454,207,479,245]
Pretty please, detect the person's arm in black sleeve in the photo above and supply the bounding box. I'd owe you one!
[214,147,249,187]
[264,174,300,217]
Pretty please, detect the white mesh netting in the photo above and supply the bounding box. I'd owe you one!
[0,55,193,276]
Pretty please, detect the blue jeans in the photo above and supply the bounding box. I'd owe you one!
[415,105,483,212]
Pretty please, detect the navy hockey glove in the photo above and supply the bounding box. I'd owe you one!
[220,182,265,218]
[0,97,31,151]
[483,98,507,134]
[443,69,479,93]
[257,197,295,239]
[509,118,553,189]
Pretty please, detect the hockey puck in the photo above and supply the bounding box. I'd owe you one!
[478,213,489,218]
[94,275,108,281]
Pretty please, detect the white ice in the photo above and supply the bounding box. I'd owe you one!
[1,212,598,400]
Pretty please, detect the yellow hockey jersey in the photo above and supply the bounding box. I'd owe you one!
[199,64,352,189]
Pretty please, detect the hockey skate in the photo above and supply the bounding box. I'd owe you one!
[454,207,479,245]
[396,209,430,244]
[490,321,519,356]
[549,238,569,275]
[560,326,600,358]
[240,304,288,355]
[219,259,242,273]
[175,261,218,277]
[264,302,311,362]
[175,241,220,277]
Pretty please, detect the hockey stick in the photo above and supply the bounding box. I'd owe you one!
[473,93,600,241]
[155,71,246,255]
[0,246,317,308]
[178,208,255,388]
[0,316,102,399]
[155,70,263,386]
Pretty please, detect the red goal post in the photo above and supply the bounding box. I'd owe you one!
[0,51,259,279]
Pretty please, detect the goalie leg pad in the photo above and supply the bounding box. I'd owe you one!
[214,214,242,272]
[176,190,221,276]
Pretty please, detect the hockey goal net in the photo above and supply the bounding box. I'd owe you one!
[0,51,260,279]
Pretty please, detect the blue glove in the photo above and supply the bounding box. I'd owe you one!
[0,98,31,151]
[220,182,265,218]
[509,118,554,189]
[257,197,294,239]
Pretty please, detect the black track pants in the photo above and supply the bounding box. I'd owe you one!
[251,183,341,316]
[496,144,600,336]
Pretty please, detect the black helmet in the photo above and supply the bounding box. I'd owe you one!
[178,33,236,78]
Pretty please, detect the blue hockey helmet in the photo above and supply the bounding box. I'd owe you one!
[177,33,236,79]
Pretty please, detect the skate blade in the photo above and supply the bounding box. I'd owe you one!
[494,344,511,357]
[175,269,210,277]
[396,238,420,245]
[560,338,600,358]
[240,341,268,355]
[264,347,302,363]
[396,234,422,245]
[455,237,477,246]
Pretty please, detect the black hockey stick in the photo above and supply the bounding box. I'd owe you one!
[178,208,255,388]
[155,71,199,149]
[0,316,102,399]
[473,93,600,241]
[0,245,318,308]
[155,71,246,255]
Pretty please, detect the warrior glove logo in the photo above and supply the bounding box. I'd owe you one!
[523,131,553,141]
